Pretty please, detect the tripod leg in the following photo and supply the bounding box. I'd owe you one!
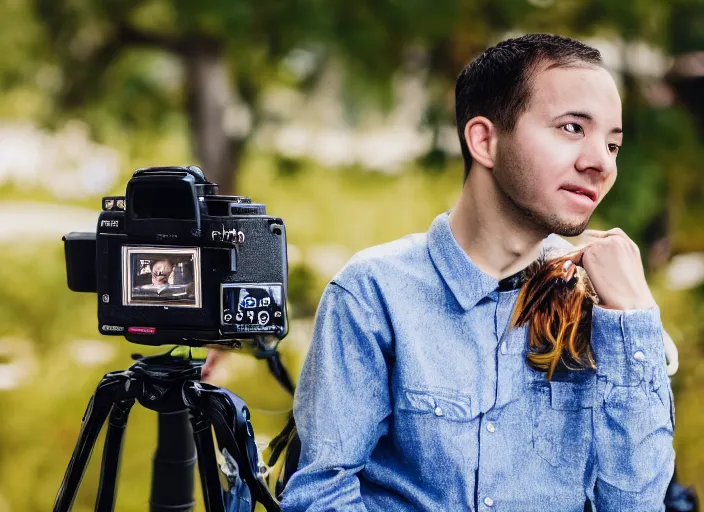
[191,411,226,512]
[150,410,198,512]
[183,382,280,512]
[53,389,115,512]
[94,399,135,512]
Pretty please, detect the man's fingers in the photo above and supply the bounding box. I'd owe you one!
[566,236,607,267]
[583,227,640,256]
[561,259,578,281]
[201,348,228,382]
[583,228,623,237]
[557,228,630,273]
[581,227,628,239]
[581,229,608,238]
[573,228,630,259]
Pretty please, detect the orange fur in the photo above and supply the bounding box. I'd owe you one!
[508,251,606,380]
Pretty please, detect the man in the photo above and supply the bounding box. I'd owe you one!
[150,258,174,287]
[281,33,675,511]
[133,257,186,299]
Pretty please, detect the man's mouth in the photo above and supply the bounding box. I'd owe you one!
[561,186,597,203]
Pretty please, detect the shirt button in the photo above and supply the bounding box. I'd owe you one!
[633,351,646,361]
[434,406,443,417]
[484,496,494,507]
[486,423,495,433]
[500,342,507,355]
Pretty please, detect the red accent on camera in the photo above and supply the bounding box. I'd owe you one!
[128,326,157,335]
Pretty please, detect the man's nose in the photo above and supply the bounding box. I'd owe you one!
[575,137,616,177]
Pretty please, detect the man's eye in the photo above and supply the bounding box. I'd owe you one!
[562,123,583,134]
[608,143,621,154]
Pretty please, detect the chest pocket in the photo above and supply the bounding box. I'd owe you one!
[529,373,595,472]
[395,387,479,480]
[398,388,477,421]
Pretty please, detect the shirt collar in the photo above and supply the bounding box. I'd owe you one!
[427,211,577,311]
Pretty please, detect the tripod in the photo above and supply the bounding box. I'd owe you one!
[53,347,281,512]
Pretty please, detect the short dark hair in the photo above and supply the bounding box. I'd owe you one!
[455,33,603,183]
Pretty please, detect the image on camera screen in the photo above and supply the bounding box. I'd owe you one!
[122,246,201,308]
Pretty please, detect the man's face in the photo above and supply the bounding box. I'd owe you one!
[493,62,622,237]
[152,260,173,285]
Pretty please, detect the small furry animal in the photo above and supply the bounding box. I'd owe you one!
[509,250,606,381]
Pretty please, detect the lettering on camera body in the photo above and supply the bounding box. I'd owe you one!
[212,226,245,244]
[100,219,120,229]
[101,324,124,332]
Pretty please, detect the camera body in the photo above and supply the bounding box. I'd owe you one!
[63,166,289,351]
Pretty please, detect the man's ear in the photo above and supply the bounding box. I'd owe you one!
[463,116,498,169]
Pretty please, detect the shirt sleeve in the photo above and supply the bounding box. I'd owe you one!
[590,304,675,511]
[280,280,392,512]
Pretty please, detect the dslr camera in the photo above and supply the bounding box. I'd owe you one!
[62,165,289,352]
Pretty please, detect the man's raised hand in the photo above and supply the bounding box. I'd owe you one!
[574,227,657,311]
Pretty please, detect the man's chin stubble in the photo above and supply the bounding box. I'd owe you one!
[512,197,591,238]
[540,212,592,237]
[492,156,592,238]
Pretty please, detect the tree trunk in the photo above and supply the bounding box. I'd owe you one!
[184,45,243,194]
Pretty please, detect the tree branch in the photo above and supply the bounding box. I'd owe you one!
[116,24,187,54]
[60,23,196,108]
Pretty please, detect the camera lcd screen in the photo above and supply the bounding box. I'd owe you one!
[221,284,286,334]
[122,246,201,308]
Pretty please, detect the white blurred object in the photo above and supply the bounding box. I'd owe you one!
[286,243,302,267]
[662,328,679,377]
[664,252,704,290]
[0,338,38,391]
[255,62,437,172]
[306,244,351,280]
[68,339,118,367]
[0,202,97,241]
[275,125,311,159]
[0,120,120,198]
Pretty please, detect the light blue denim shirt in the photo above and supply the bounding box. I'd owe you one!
[281,211,675,512]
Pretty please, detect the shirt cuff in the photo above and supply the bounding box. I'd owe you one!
[590,304,666,387]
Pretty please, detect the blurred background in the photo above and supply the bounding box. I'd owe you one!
[0,0,702,510]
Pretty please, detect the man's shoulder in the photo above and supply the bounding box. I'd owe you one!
[332,232,430,291]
